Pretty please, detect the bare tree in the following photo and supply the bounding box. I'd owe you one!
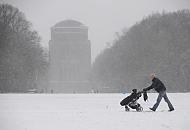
[0,4,48,93]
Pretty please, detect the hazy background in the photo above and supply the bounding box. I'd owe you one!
[1,0,190,61]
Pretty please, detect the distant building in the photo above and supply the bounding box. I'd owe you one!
[49,20,91,93]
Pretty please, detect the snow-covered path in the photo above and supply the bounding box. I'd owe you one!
[0,93,189,130]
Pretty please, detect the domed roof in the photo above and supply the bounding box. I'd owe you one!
[54,19,84,27]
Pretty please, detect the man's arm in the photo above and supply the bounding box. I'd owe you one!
[143,81,157,91]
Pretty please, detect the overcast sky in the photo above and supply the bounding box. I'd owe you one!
[1,0,190,61]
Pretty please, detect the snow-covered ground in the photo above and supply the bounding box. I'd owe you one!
[0,93,189,130]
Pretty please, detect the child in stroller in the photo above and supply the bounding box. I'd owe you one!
[120,89,143,112]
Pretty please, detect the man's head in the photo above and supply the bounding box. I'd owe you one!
[149,73,156,80]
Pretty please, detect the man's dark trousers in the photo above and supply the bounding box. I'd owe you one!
[152,91,174,110]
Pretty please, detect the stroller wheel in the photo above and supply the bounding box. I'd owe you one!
[125,106,130,111]
[136,106,143,112]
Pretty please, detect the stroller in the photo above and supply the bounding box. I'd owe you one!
[120,89,147,112]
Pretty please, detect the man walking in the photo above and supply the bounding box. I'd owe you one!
[143,73,174,112]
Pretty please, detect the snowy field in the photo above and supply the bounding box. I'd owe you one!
[0,93,189,130]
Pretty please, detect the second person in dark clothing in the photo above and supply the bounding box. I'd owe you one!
[143,73,174,112]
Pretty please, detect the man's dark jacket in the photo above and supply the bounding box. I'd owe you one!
[144,77,166,93]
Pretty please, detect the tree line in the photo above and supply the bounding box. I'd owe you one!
[0,4,48,93]
[91,9,190,93]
